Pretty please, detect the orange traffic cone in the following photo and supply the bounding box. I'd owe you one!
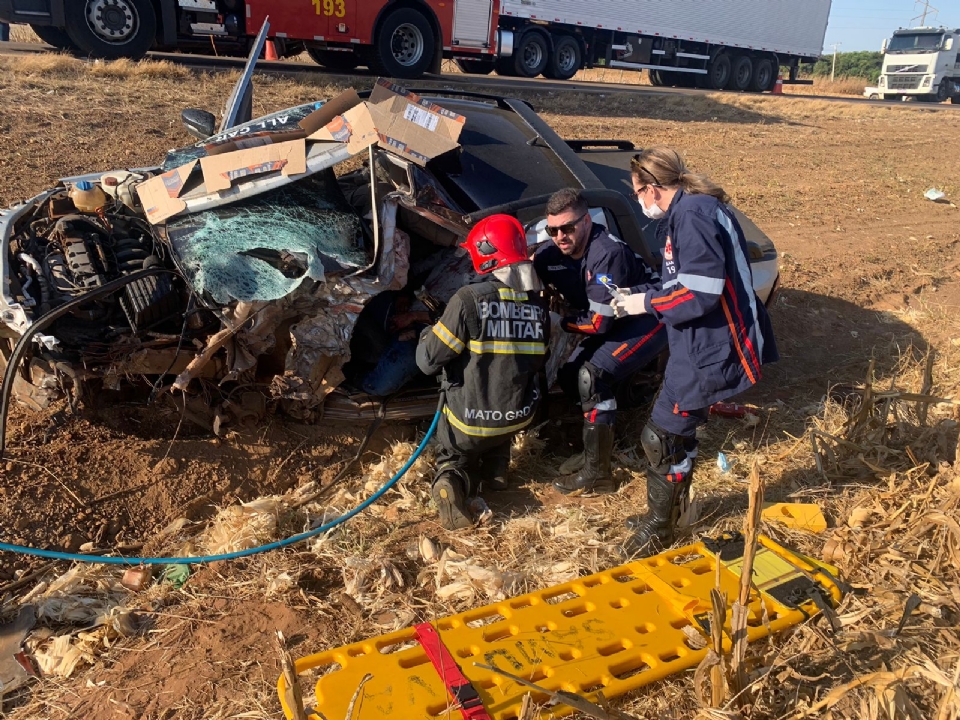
[772,73,783,94]
[264,39,278,61]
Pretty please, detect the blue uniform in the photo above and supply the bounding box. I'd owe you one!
[535,223,667,426]
[634,190,778,436]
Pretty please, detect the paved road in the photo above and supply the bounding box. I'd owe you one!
[4,41,958,112]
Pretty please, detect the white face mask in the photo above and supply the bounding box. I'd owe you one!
[639,195,666,220]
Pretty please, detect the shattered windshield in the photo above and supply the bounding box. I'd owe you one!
[888,33,945,52]
[166,171,366,304]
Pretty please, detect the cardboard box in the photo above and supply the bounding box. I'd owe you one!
[199,138,307,192]
[306,79,465,166]
[137,160,198,225]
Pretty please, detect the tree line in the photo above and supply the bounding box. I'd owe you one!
[795,50,884,83]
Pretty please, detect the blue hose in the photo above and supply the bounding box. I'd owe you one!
[0,410,439,566]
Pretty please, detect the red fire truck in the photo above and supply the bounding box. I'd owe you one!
[1,0,829,89]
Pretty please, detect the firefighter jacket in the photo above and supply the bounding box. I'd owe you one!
[416,280,550,438]
[636,189,779,410]
[534,223,659,338]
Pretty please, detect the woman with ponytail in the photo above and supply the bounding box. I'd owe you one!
[613,146,778,557]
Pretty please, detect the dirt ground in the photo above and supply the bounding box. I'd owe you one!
[0,55,959,719]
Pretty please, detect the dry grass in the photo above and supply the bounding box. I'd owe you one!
[783,76,872,97]
[8,24,41,44]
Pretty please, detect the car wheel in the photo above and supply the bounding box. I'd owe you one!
[305,47,360,72]
[749,57,774,92]
[513,30,549,78]
[372,7,436,79]
[704,54,731,90]
[455,58,495,75]
[31,24,81,53]
[543,35,581,80]
[730,55,753,91]
[63,0,157,60]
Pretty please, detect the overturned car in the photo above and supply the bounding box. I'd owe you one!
[0,67,778,432]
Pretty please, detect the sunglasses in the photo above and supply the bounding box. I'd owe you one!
[545,211,587,237]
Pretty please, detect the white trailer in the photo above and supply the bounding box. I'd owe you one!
[457,0,831,91]
[877,27,960,103]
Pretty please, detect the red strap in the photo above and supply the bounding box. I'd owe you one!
[414,622,493,720]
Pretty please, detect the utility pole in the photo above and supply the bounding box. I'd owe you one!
[830,42,841,82]
[912,0,938,26]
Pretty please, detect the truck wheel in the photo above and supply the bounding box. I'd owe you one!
[372,7,436,79]
[704,54,731,90]
[455,58,495,75]
[513,30,549,78]
[648,69,663,86]
[749,58,775,92]
[544,35,581,80]
[730,55,753,91]
[31,24,80,53]
[306,47,361,72]
[935,80,951,102]
[63,0,157,60]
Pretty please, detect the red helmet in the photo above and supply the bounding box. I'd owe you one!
[461,214,527,274]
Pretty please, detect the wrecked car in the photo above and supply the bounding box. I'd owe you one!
[0,61,779,431]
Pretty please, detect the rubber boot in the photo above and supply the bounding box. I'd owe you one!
[431,468,474,530]
[554,423,615,495]
[481,454,510,492]
[621,471,690,557]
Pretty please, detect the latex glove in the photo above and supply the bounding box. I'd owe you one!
[612,293,647,317]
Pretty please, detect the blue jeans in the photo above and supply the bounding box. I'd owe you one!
[360,338,421,396]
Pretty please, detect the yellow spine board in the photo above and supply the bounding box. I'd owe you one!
[279,535,843,720]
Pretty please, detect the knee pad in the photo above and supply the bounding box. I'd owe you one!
[640,422,688,475]
[578,363,616,413]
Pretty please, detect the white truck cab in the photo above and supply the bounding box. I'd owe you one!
[878,26,960,103]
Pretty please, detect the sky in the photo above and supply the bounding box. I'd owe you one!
[824,0,960,52]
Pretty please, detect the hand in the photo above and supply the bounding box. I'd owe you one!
[612,293,647,317]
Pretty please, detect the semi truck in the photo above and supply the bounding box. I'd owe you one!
[1,0,830,90]
[877,26,960,103]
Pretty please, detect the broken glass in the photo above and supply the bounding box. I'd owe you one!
[166,171,367,304]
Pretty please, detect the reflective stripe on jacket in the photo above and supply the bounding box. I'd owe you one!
[416,281,550,437]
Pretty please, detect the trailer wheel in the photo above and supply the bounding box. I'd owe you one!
[648,69,663,86]
[704,54,731,90]
[730,55,753,92]
[455,58,495,75]
[750,58,775,92]
[63,0,157,60]
[513,30,549,78]
[306,47,361,72]
[372,7,436,79]
[544,35,581,80]
[31,24,80,53]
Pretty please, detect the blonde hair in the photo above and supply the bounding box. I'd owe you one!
[630,146,729,203]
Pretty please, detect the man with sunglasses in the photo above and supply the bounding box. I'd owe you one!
[533,188,666,495]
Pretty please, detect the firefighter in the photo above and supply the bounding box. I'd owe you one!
[534,188,667,495]
[417,214,550,530]
[613,146,779,556]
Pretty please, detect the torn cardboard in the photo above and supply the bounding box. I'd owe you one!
[307,79,465,166]
[199,138,308,192]
[136,160,198,225]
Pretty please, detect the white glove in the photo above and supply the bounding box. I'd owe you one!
[612,293,647,317]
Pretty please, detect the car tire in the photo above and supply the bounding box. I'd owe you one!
[63,0,157,60]
[730,55,753,92]
[455,58,495,75]
[868,93,880,100]
[305,47,360,72]
[543,35,581,80]
[749,57,775,92]
[372,7,436,79]
[704,53,732,90]
[31,24,81,53]
[513,30,549,78]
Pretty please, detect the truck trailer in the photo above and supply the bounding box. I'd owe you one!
[877,26,960,103]
[1,0,830,90]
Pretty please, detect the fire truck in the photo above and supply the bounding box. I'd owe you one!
[1,0,830,89]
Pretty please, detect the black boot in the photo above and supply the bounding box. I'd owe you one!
[554,423,616,495]
[622,470,690,557]
[478,453,510,492]
[431,468,474,530]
